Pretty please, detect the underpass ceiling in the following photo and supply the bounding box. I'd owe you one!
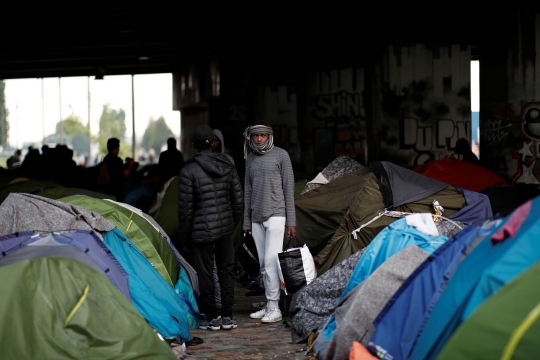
[0,10,482,80]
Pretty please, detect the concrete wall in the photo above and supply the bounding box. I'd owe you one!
[480,10,540,184]
[373,44,472,167]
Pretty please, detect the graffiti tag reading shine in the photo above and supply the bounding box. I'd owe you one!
[312,91,362,120]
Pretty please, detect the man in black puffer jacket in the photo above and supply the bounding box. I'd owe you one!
[178,125,243,331]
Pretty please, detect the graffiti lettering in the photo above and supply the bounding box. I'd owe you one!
[312,91,362,120]
[481,118,511,145]
[401,117,470,166]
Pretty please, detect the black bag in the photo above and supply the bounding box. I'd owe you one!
[234,233,260,276]
[277,237,317,295]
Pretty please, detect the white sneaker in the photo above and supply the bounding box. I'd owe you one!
[250,306,267,319]
[261,308,282,323]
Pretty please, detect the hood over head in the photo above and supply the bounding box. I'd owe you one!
[193,151,234,177]
[213,129,226,153]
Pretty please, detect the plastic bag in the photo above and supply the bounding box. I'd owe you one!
[277,238,316,295]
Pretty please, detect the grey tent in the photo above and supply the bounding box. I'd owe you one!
[300,156,364,195]
[0,193,114,237]
[323,245,428,360]
[288,248,365,344]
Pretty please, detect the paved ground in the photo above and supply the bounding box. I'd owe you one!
[183,282,316,360]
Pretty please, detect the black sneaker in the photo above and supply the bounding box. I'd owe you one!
[221,317,237,330]
[207,318,220,331]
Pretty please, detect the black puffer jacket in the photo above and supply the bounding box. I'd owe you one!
[178,151,243,245]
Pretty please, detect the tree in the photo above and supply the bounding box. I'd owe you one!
[141,116,174,155]
[43,114,88,156]
[0,81,9,148]
[98,104,131,159]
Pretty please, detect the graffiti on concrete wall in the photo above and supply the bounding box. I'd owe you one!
[311,90,366,162]
[312,91,363,121]
[306,68,366,172]
[508,101,540,184]
[400,117,471,166]
[377,44,472,168]
[480,102,512,146]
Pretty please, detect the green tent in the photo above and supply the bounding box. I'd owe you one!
[0,177,114,205]
[295,168,373,259]
[439,261,540,360]
[60,195,179,285]
[297,163,467,276]
[0,256,175,360]
[153,175,179,238]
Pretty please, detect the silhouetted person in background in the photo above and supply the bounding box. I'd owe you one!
[455,138,480,165]
[101,137,125,201]
[6,149,22,170]
[212,129,235,165]
[158,137,185,186]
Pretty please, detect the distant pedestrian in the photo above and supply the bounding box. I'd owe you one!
[212,129,235,165]
[243,120,296,323]
[99,137,125,201]
[178,125,243,331]
[455,138,480,165]
[158,137,185,185]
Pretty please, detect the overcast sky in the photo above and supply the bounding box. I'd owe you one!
[4,73,181,149]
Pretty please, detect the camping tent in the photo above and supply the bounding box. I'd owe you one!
[0,193,115,237]
[323,246,428,360]
[0,256,176,359]
[438,261,540,360]
[59,195,179,286]
[106,199,199,294]
[288,248,365,344]
[297,161,492,276]
[413,157,508,192]
[300,155,363,196]
[0,230,131,301]
[103,227,194,340]
[314,215,456,359]
[0,193,197,338]
[410,197,540,360]
[366,219,502,360]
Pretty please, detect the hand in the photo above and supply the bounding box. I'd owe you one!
[287,226,296,239]
[244,229,252,235]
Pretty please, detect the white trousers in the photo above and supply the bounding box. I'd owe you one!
[252,216,285,308]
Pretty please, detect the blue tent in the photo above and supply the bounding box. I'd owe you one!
[367,219,502,360]
[103,227,192,341]
[0,230,131,301]
[314,216,451,360]
[409,197,540,360]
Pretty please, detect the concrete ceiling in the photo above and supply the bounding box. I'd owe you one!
[0,9,482,80]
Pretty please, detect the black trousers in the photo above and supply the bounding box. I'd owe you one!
[192,235,235,319]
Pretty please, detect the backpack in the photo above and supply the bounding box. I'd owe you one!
[96,162,111,186]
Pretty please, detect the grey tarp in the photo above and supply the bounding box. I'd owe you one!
[324,245,429,360]
[0,193,115,237]
[106,199,199,294]
[288,248,366,344]
[300,156,364,195]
